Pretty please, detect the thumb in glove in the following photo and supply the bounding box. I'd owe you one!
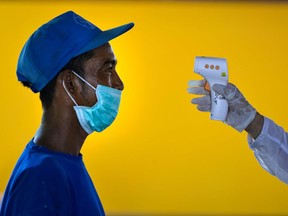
[213,83,257,132]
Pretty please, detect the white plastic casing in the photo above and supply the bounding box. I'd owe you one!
[194,56,229,121]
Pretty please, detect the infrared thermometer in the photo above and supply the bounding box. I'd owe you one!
[194,56,228,121]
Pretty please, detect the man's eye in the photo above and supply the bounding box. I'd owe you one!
[106,67,112,75]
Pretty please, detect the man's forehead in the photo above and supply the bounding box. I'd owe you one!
[91,43,114,57]
[86,46,116,68]
[90,50,116,66]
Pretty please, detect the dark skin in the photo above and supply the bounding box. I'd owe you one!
[245,112,264,139]
[34,43,124,156]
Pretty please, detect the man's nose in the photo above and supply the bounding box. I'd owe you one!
[113,72,124,91]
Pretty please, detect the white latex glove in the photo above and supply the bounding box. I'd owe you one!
[188,80,257,132]
[187,80,211,112]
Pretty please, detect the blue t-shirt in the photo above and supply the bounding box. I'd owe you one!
[0,140,105,216]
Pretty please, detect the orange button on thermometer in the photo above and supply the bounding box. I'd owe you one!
[204,81,211,92]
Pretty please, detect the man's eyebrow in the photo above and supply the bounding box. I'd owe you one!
[103,59,117,66]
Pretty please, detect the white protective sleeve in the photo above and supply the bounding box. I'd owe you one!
[248,117,288,184]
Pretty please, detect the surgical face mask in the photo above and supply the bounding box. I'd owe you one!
[63,71,122,134]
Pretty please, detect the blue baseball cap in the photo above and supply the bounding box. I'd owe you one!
[17,11,134,93]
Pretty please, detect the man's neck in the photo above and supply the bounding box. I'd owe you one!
[34,110,88,156]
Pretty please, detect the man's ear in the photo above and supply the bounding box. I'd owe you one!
[59,69,82,95]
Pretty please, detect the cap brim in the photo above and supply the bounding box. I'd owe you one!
[75,22,134,57]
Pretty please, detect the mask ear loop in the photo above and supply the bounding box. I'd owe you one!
[62,80,79,106]
[72,70,96,91]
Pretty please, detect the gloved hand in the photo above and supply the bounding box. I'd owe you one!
[188,80,257,132]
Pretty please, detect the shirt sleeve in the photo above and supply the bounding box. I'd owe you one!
[248,116,288,184]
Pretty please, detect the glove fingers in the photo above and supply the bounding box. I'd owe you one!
[197,104,211,112]
[188,80,209,95]
[191,95,211,105]
[191,95,211,112]
[187,87,209,95]
[188,79,206,87]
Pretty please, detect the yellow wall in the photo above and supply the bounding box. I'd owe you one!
[1,1,288,215]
